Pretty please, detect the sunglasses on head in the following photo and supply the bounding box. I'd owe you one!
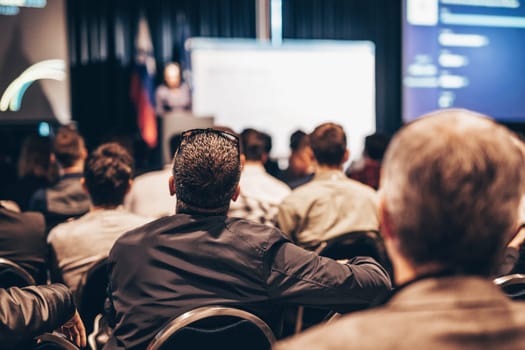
[175,128,240,155]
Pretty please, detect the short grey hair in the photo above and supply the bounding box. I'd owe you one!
[381,109,525,275]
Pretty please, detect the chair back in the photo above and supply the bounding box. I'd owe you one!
[75,256,109,335]
[317,230,383,259]
[33,332,80,350]
[147,306,276,350]
[317,230,391,271]
[494,273,525,300]
[0,257,36,288]
[291,231,392,334]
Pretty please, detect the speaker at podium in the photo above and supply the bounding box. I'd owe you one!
[161,112,214,164]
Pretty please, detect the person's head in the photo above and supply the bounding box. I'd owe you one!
[290,130,307,152]
[170,128,241,214]
[164,62,181,88]
[380,109,525,282]
[52,125,87,169]
[18,135,55,181]
[288,130,314,176]
[364,133,390,161]
[240,128,268,163]
[83,143,134,208]
[310,122,348,167]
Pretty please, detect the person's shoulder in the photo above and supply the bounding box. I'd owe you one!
[47,214,86,243]
[266,173,291,193]
[343,175,374,190]
[113,215,172,246]
[226,217,287,242]
[343,177,378,197]
[275,309,387,350]
[226,216,281,233]
[8,210,45,237]
[283,180,317,200]
[127,212,156,224]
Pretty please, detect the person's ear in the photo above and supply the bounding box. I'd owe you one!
[125,179,133,195]
[231,185,240,202]
[169,175,176,196]
[306,147,314,162]
[50,153,56,164]
[81,145,88,160]
[379,196,394,241]
[261,152,269,164]
[240,154,246,171]
[343,149,350,163]
[80,177,88,194]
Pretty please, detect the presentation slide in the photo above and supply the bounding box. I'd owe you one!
[0,0,70,124]
[403,0,525,122]
[189,39,376,160]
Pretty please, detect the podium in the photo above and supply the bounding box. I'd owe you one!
[161,111,214,164]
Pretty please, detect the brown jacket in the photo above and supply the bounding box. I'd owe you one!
[275,276,525,350]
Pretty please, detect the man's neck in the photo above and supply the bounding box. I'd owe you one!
[176,201,228,216]
[90,204,121,212]
[60,161,84,175]
[244,160,264,168]
[316,164,343,172]
[392,255,445,286]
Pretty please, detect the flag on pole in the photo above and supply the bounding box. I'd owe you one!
[130,14,157,148]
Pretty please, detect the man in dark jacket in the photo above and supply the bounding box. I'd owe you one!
[29,125,91,230]
[0,203,47,283]
[0,283,86,349]
[105,128,391,350]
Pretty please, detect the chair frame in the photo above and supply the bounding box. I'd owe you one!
[493,273,525,299]
[0,257,36,287]
[34,332,80,350]
[147,306,277,350]
[74,255,110,349]
[75,255,109,305]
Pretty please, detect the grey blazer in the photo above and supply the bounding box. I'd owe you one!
[275,276,525,350]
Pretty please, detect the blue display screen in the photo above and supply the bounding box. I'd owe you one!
[403,0,525,122]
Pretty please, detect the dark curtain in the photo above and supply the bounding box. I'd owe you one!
[282,0,402,134]
[67,0,256,151]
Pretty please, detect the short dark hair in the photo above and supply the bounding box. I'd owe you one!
[169,133,182,158]
[53,125,85,167]
[84,143,134,207]
[290,130,308,152]
[241,129,267,161]
[365,133,390,161]
[173,130,241,211]
[310,123,346,166]
[382,109,525,276]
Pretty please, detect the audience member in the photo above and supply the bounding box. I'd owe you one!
[0,283,86,349]
[229,128,290,225]
[125,134,181,218]
[500,197,525,275]
[277,123,379,250]
[29,125,91,230]
[282,130,315,189]
[346,132,390,190]
[0,203,47,284]
[105,128,391,350]
[48,143,152,294]
[275,109,525,350]
[3,135,58,211]
[259,130,283,180]
[0,132,17,200]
